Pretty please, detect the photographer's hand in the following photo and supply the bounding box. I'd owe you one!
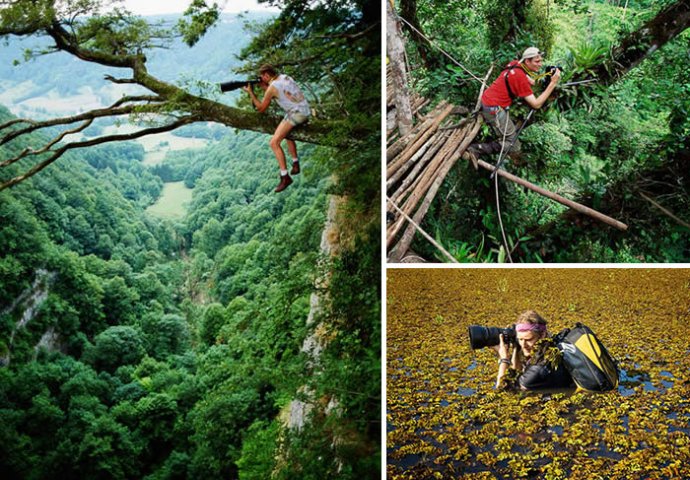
[550,68,561,85]
[511,343,521,370]
[495,334,511,389]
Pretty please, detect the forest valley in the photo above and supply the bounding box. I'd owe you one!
[387,0,690,263]
[0,1,380,479]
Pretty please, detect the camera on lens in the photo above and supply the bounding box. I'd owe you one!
[468,325,516,349]
[541,65,563,89]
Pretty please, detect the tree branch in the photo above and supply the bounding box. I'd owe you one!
[0,5,362,190]
[103,75,137,84]
[0,116,198,192]
[0,96,164,147]
[315,23,379,41]
[46,21,142,69]
[592,0,690,85]
[639,191,690,230]
[0,118,93,168]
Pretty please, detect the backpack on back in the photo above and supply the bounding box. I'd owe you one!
[555,323,619,392]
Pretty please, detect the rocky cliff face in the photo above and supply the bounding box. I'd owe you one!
[1,269,57,366]
[286,194,343,430]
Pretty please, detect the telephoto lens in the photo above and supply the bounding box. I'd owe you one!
[468,325,516,349]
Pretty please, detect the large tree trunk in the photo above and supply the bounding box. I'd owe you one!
[387,1,414,136]
[593,0,690,84]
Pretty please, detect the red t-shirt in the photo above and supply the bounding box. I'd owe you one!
[481,61,533,108]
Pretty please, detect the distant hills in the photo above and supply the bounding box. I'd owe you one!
[0,12,274,118]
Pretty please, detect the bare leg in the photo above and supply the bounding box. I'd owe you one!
[286,139,298,159]
[269,121,295,171]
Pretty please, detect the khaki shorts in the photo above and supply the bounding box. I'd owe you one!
[284,111,309,127]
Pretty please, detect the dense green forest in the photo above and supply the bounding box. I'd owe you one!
[1,2,380,478]
[388,0,689,262]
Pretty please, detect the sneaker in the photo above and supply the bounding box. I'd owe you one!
[275,174,293,193]
[290,161,300,175]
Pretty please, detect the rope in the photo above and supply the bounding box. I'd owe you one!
[395,14,484,84]
[386,197,459,263]
[493,109,514,263]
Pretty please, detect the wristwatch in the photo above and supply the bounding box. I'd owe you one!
[499,358,510,365]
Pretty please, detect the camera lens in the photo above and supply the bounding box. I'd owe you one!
[468,325,502,349]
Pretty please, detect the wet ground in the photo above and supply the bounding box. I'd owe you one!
[387,269,690,479]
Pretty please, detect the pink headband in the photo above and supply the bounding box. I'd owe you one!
[515,323,546,333]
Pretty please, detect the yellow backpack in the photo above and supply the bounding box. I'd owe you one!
[556,323,619,392]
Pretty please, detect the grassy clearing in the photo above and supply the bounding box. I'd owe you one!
[146,181,193,219]
[96,125,209,166]
[387,269,690,479]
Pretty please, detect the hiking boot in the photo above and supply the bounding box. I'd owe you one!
[290,161,300,175]
[275,174,293,193]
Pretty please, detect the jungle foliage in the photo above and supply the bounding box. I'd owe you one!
[396,0,690,262]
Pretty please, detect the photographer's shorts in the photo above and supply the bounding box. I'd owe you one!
[284,112,309,127]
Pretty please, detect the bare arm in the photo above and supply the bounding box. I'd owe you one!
[493,334,511,388]
[523,69,560,109]
[245,84,275,113]
[511,344,522,370]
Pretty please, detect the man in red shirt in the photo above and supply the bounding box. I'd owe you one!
[469,47,561,161]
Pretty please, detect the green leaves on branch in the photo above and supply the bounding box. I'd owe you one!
[177,0,221,47]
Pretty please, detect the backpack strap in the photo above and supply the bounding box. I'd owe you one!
[502,64,528,101]
[503,66,518,100]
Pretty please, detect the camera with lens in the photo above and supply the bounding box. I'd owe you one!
[219,78,262,93]
[468,325,517,349]
[541,65,562,89]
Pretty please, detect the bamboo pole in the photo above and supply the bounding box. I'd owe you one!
[387,102,447,161]
[476,159,629,231]
[387,130,449,191]
[386,197,458,263]
[413,98,430,116]
[386,103,455,177]
[639,192,690,230]
[386,102,446,158]
[386,124,470,246]
[391,118,483,259]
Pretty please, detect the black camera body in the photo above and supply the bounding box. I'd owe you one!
[468,325,517,349]
[219,78,261,93]
[541,65,562,89]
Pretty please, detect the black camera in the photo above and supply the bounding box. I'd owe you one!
[541,65,562,89]
[219,78,261,93]
[468,325,516,349]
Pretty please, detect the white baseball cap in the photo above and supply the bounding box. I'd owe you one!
[520,47,545,62]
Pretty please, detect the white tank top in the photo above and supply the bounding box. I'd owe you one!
[271,74,310,116]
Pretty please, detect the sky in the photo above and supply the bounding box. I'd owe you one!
[119,0,278,15]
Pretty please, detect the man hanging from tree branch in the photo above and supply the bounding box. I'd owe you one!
[244,64,311,193]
